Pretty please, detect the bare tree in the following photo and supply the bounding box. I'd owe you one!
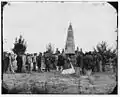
[46,43,54,54]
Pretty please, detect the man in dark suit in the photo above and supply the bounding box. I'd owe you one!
[3,53,9,73]
[57,54,65,71]
[16,54,23,73]
[37,52,42,72]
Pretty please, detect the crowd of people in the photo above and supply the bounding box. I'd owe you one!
[2,49,64,74]
[2,48,117,75]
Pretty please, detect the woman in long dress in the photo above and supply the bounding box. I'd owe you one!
[41,56,46,72]
[61,56,75,74]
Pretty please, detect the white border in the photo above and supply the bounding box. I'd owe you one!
[0,0,119,97]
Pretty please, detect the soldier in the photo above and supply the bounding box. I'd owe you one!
[7,53,15,73]
[3,53,9,73]
[41,55,46,72]
[32,53,37,71]
[76,52,83,75]
[55,48,60,55]
[16,54,23,73]
[57,54,65,71]
[37,52,42,72]
[54,54,58,70]
[26,54,33,73]
[45,57,51,72]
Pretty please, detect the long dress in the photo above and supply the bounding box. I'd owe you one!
[61,58,75,74]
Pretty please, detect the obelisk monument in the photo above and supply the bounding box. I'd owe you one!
[62,23,76,72]
[65,23,75,55]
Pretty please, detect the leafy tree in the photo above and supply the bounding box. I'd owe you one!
[12,35,27,55]
[93,41,117,72]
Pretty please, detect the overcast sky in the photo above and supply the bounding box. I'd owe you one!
[3,2,117,53]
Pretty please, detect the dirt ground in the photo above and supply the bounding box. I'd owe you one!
[3,70,116,94]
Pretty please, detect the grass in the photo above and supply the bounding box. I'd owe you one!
[2,71,117,94]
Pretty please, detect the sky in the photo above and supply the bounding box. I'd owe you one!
[3,2,117,53]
